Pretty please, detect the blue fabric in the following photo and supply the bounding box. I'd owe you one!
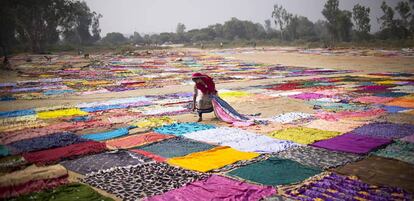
[0,96,16,101]
[44,89,75,96]
[7,132,87,154]
[374,92,409,97]
[383,105,409,113]
[81,104,127,112]
[81,126,134,141]
[213,95,249,120]
[0,145,9,156]
[0,109,35,118]
[71,116,91,122]
[153,123,215,136]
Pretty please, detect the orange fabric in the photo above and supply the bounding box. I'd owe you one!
[105,132,174,149]
[385,98,414,108]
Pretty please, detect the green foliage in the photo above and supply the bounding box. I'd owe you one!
[272,4,292,40]
[353,4,371,41]
[101,32,128,45]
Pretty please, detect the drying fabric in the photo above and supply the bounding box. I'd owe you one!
[383,105,410,113]
[7,132,86,154]
[0,164,68,199]
[133,117,175,129]
[268,127,341,145]
[145,175,276,201]
[304,119,365,133]
[81,126,134,141]
[153,122,215,136]
[275,146,362,169]
[269,112,313,124]
[373,141,414,165]
[262,195,294,201]
[23,141,107,165]
[137,137,215,158]
[0,120,47,133]
[311,133,392,154]
[227,157,321,186]
[81,104,128,112]
[353,96,394,104]
[212,95,250,123]
[184,127,298,153]
[37,108,88,119]
[386,97,414,108]
[289,93,324,100]
[130,149,167,162]
[315,108,386,121]
[0,109,35,118]
[168,146,259,172]
[391,85,414,93]
[0,156,27,175]
[82,163,207,201]
[60,150,149,175]
[375,92,409,97]
[401,134,414,143]
[142,106,189,115]
[210,154,270,173]
[0,145,9,156]
[106,132,174,149]
[349,122,414,139]
[8,183,114,201]
[281,173,412,201]
[335,156,414,193]
[76,96,152,108]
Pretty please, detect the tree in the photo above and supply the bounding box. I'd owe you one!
[353,4,371,40]
[272,4,292,40]
[395,1,411,28]
[264,19,272,33]
[322,0,340,42]
[337,10,353,42]
[378,1,408,39]
[130,32,144,44]
[176,23,186,34]
[286,16,316,41]
[101,32,128,45]
[378,1,395,30]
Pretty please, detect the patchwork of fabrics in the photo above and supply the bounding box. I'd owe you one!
[373,141,414,165]
[268,127,341,145]
[105,132,174,149]
[153,122,215,135]
[348,122,414,139]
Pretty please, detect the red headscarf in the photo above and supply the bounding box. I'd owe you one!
[192,73,217,94]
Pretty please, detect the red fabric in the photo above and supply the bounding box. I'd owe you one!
[131,149,166,162]
[0,175,68,199]
[269,83,301,91]
[23,141,107,165]
[193,73,217,94]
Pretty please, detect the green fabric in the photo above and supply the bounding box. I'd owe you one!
[373,141,414,165]
[138,137,215,158]
[227,157,321,186]
[8,183,114,201]
[0,145,9,156]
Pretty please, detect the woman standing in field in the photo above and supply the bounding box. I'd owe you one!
[191,73,217,122]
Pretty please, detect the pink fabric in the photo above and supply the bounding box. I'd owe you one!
[131,149,166,162]
[353,96,394,104]
[400,134,414,143]
[145,175,276,201]
[289,93,325,100]
[212,99,239,123]
[315,109,386,121]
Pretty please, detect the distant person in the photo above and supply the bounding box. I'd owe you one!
[191,73,217,122]
[220,42,223,48]
[3,56,11,70]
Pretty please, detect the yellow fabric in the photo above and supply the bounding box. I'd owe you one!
[375,80,396,85]
[268,127,341,145]
[133,117,175,129]
[0,164,67,187]
[37,108,88,119]
[167,146,259,172]
[219,91,251,98]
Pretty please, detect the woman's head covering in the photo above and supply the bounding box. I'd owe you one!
[192,73,216,94]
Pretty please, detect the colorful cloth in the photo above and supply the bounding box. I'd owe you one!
[353,96,394,104]
[82,163,207,201]
[268,127,341,145]
[133,117,175,129]
[386,97,414,108]
[137,137,215,158]
[0,145,9,156]
[130,150,167,162]
[37,108,88,119]
[348,122,414,139]
[227,157,321,186]
[168,146,259,172]
[281,173,412,201]
[145,175,276,201]
[60,150,149,175]
[105,132,174,149]
[8,183,114,201]
[212,95,250,123]
[311,133,391,154]
[184,127,298,153]
[7,132,86,154]
[373,141,414,165]
[23,141,107,165]
[275,146,362,170]
[81,126,134,141]
[0,156,27,175]
[383,105,410,113]
[335,156,414,193]
[270,112,313,124]
[153,123,215,136]
[401,134,414,143]
[0,109,35,118]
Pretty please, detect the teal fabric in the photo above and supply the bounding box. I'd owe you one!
[373,141,414,165]
[81,126,134,141]
[138,137,215,158]
[153,123,215,136]
[0,145,9,156]
[227,157,321,186]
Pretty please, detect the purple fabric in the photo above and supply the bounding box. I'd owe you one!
[401,134,414,143]
[145,175,276,201]
[311,133,392,154]
[289,93,324,100]
[349,122,414,139]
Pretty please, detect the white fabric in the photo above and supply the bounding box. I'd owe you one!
[184,127,298,153]
[269,112,313,124]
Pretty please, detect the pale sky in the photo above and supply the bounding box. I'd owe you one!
[84,0,402,36]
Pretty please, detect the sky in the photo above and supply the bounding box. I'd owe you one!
[84,0,402,36]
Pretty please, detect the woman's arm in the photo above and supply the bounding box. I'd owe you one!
[192,86,198,111]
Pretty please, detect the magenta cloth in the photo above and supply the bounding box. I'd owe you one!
[289,93,325,100]
[144,175,276,201]
[400,135,414,143]
[356,85,391,92]
[311,133,392,154]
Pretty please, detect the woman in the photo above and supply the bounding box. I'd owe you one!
[191,73,217,122]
